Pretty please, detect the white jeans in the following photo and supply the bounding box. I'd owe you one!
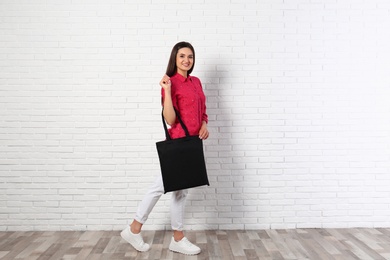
[134,175,188,231]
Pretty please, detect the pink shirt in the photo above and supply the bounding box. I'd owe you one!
[161,73,208,139]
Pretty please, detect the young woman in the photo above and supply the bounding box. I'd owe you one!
[121,42,209,255]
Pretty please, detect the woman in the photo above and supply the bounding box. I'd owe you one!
[121,42,209,255]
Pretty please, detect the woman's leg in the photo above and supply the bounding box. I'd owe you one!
[130,219,143,234]
[168,188,201,255]
[170,189,188,241]
[121,175,164,252]
[133,175,165,228]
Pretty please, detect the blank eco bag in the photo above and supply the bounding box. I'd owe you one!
[156,109,209,193]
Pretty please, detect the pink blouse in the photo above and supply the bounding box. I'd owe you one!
[161,73,208,139]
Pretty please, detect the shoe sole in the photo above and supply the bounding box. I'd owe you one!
[169,245,201,255]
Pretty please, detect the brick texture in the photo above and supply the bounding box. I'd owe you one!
[1,0,390,231]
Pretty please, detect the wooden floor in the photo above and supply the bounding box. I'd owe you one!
[1,229,390,260]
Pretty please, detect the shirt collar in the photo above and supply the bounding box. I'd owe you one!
[171,73,192,83]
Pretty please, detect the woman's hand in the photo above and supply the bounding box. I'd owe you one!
[199,121,209,140]
[160,75,171,92]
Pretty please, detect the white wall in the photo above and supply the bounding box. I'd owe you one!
[1,0,390,231]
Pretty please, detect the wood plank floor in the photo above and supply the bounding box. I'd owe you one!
[1,229,390,260]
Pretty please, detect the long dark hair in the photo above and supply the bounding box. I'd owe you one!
[165,41,195,77]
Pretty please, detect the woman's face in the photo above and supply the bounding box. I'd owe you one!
[176,47,194,77]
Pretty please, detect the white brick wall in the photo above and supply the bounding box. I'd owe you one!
[1,0,390,231]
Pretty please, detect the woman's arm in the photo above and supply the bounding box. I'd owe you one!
[198,79,209,139]
[160,75,176,125]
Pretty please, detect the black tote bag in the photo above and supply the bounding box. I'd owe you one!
[156,109,209,193]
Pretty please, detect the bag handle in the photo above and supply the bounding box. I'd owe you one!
[161,107,190,140]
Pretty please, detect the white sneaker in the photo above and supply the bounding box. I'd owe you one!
[169,237,201,255]
[120,226,150,252]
